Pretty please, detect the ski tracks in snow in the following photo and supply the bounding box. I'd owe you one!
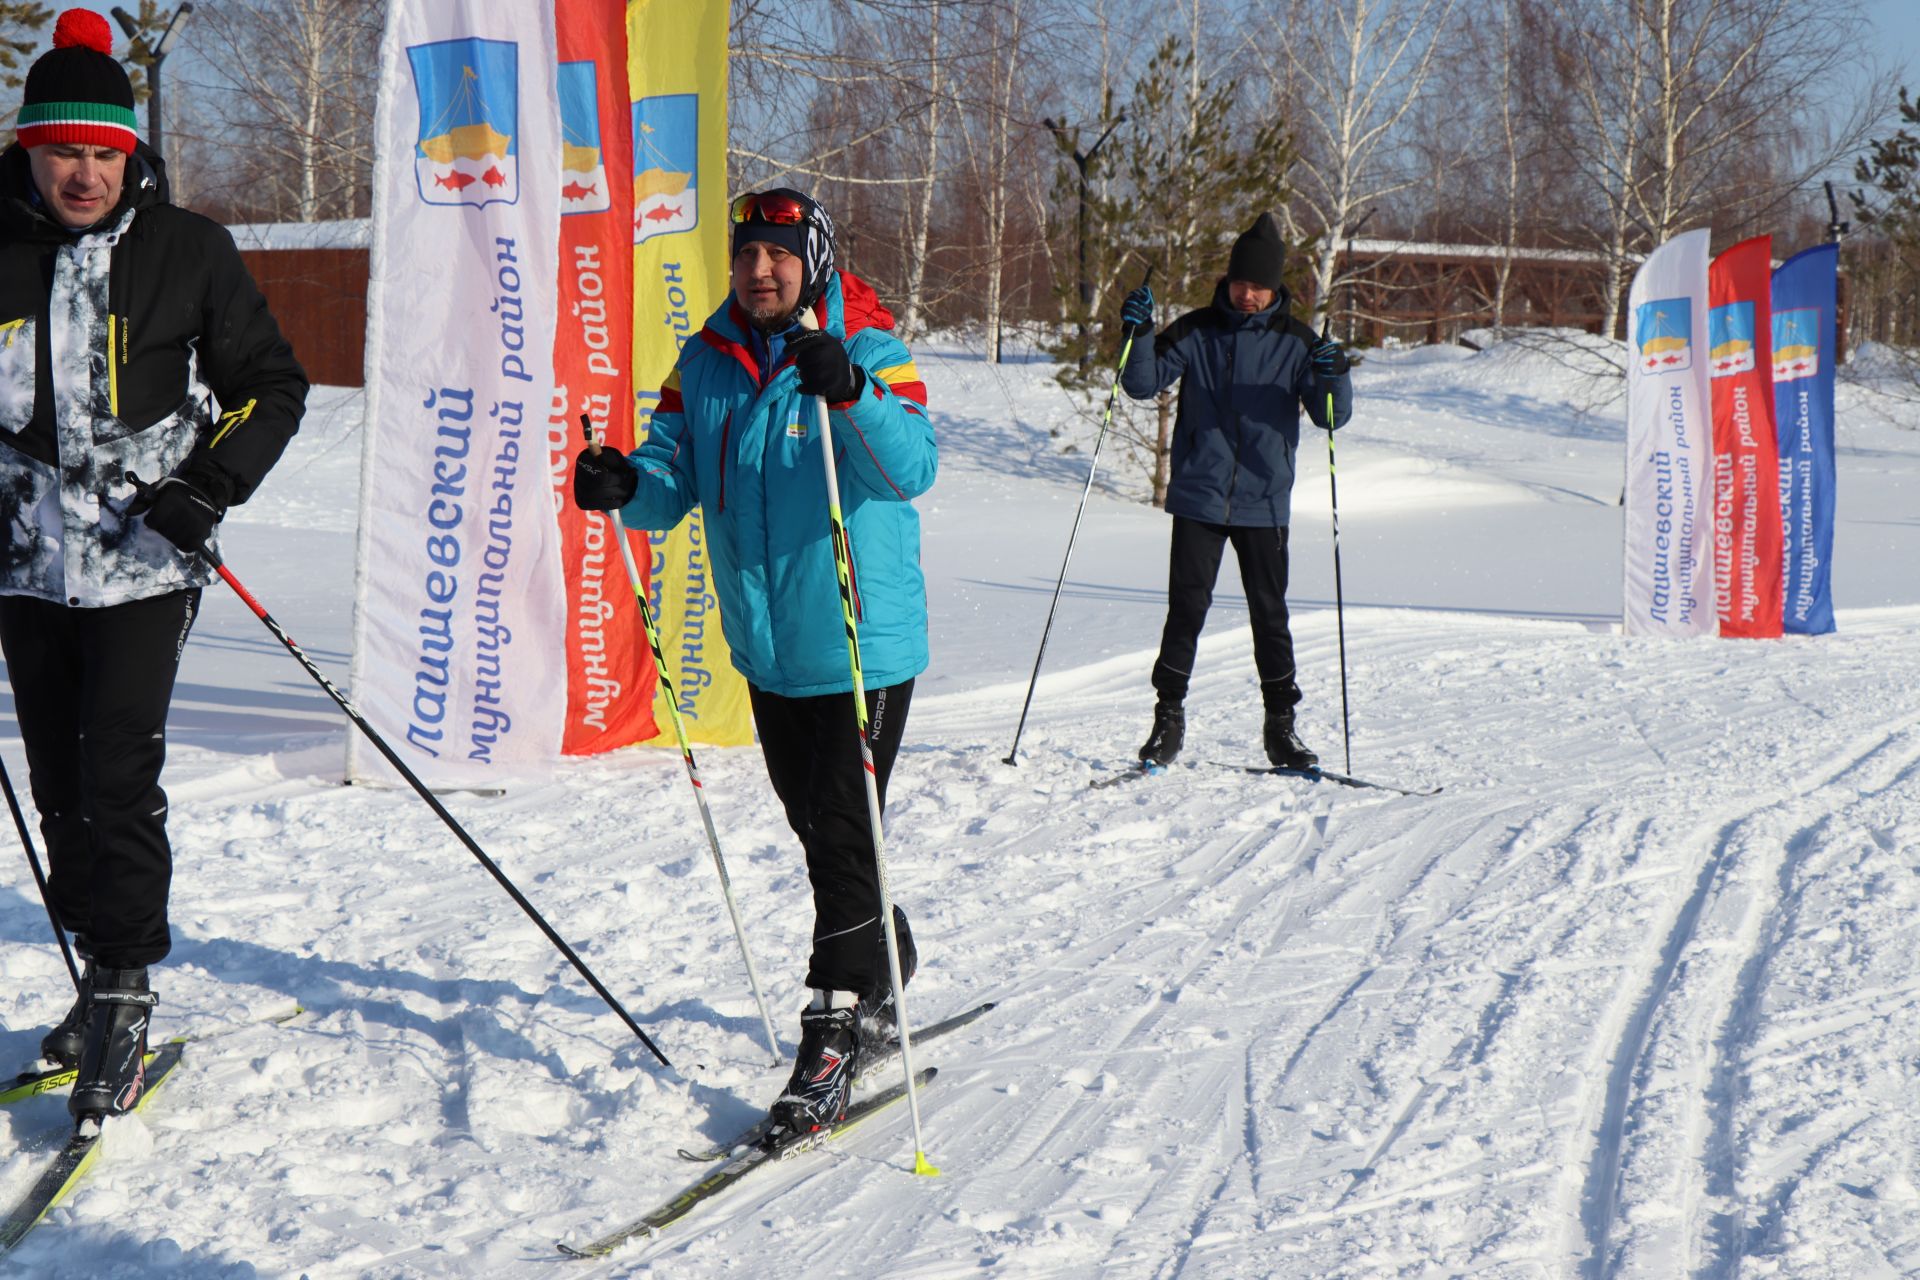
[1577,696,1920,1278]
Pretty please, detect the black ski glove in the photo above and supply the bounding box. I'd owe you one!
[131,466,230,554]
[1121,283,1154,331]
[1310,334,1351,377]
[573,446,638,511]
[788,330,865,404]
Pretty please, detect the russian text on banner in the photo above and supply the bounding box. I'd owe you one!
[1771,244,1839,635]
[1707,235,1784,639]
[1624,228,1716,638]
[351,0,568,786]
[554,0,657,753]
[629,0,752,747]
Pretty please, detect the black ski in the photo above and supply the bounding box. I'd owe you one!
[676,1001,993,1162]
[3,1001,302,1107]
[1223,762,1442,796]
[0,1042,186,1253]
[561,1067,938,1258]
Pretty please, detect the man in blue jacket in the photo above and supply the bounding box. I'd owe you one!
[1120,212,1351,769]
[572,190,935,1138]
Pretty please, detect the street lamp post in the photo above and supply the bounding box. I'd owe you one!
[111,3,194,169]
[1045,114,1126,368]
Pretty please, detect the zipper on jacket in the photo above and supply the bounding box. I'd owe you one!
[1222,333,1241,522]
[717,410,732,513]
[107,314,119,417]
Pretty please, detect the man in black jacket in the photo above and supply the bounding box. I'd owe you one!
[0,10,307,1127]
[1120,212,1351,769]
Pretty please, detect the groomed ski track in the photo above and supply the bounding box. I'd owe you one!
[2,351,1918,1276]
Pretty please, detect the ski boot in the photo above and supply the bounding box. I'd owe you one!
[1138,700,1185,767]
[69,967,157,1129]
[768,993,861,1137]
[40,951,95,1070]
[858,908,917,1052]
[1264,711,1319,771]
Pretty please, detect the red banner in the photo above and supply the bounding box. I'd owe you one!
[552,0,657,750]
[1707,236,1784,639]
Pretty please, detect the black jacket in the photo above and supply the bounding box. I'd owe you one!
[1122,279,1352,527]
[0,142,307,605]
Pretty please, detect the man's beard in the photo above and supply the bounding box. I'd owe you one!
[743,300,795,332]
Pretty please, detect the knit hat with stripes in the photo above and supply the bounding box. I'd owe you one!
[18,10,137,153]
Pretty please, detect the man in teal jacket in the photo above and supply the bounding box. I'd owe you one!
[573,189,935,1137]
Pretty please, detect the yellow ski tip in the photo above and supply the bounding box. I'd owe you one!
[913,1151,941,1178]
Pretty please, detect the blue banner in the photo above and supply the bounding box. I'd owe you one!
[1769,244,1838,634]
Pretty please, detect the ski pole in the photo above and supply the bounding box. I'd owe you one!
[796,310,936,1176]
[125,473,673,1070]
[580,414,781,1066]
[1323,388,1353,776]
[0,754,82,992]
[1004,265,1153,766]
[1320,211,1371,777]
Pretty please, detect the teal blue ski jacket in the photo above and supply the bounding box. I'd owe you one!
[619,270,935,697]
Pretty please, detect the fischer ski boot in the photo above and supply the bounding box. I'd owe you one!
[1264,711,1319,771]
[769,993,861,1136]
[1138,701,1185,767]
[858,908,917,1051]
[40,953,95,1070]
[69,967,157,1128]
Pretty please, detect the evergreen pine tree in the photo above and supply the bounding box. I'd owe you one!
[1853,88,1920,369]
[0,2,52,130]
[1115,36,1301,506]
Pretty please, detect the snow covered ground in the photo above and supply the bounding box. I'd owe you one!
[2,331,1918,1279]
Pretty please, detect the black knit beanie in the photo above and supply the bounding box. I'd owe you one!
[731,188,838,309]
[1226,212,1286,291]
[19,10,137,153]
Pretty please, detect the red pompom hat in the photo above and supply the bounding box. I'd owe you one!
[17,10,138,153]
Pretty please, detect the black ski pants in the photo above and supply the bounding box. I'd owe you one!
[0,589,199,968]
[750,679,915,997]
[1150,517,1301,712]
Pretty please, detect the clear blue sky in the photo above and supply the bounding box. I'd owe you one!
[1864,0,1920,87]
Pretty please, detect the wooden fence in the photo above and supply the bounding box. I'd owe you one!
[226,223,1853,384]
[230,221,370,388]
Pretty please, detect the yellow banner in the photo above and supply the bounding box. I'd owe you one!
[628,0,752,746]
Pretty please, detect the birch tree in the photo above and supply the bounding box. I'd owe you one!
[184,0,383,221]
[1261,0,1456,325]
[1544,0,1883,334]
[897,0,943,339]
[955,0,1033,362]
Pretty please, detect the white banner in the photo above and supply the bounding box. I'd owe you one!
[1623,228,1716,637]
[350,0,567,786]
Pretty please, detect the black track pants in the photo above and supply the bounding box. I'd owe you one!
[1150,517,1301,711]
[0,590,199,968]
[750,679,915,995]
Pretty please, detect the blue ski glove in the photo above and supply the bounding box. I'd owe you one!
[1310,334,1351,377]
[1121,283,1154,330]
[573,446,638,511]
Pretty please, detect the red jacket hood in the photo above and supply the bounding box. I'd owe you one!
[826,269,896,340]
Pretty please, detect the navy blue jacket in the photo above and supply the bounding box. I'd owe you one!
[1122,280,1352,527]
